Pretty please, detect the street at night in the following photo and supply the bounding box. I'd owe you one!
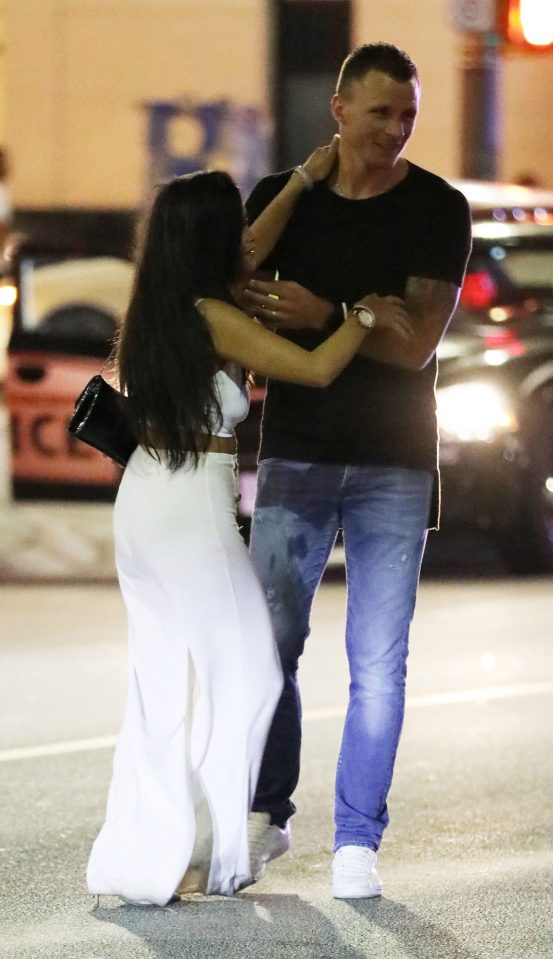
[3,3,553,957]
[2,574,552,958]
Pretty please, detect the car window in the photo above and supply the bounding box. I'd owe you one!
[490,250,553,290]
[461,235,553,312]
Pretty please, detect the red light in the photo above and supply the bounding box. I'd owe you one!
[484,329,526,357]
[505,0,553,47]
[461,271,499,309]
[484,329,517,348]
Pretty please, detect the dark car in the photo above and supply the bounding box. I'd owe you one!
[436,188,553,572]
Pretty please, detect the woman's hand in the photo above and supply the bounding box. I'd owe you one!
[356,294,414,341]
[302,135,340,183]
[249,136,339,274]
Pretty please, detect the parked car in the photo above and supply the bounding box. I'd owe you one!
[435,183,553,572]
[4,240,263,518]
[5,181,553,570]
[5,243,133,498]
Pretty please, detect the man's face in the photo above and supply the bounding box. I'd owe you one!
[332,70,419,170]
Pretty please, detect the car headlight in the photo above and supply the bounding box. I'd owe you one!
[437,382,518,443]
[0,281,17,307]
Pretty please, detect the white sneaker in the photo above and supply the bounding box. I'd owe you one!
[332,845,383,899]
[248,811,291,881]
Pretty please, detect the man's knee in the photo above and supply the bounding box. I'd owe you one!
[250,507,311,664]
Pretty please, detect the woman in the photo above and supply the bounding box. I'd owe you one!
[86,141,413,906]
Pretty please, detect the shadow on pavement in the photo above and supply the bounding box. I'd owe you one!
[345,897,484,959]
[92,892,367,959]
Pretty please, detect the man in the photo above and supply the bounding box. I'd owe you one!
[244,43,472,898]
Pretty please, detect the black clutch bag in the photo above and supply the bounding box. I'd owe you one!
[68,374,137,467]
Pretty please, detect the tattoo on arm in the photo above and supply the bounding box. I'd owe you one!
[405,276,460,326]
[358,277,461,370]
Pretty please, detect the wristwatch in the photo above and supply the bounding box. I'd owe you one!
[351,303,376,331]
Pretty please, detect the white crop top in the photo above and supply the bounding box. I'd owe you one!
[210,362,250,437]
[195,298,249,437]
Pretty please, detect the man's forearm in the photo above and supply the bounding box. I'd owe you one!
[358,278,461,371]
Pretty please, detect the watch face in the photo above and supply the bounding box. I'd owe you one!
[353,306,376,329]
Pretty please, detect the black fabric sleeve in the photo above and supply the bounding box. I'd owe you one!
[244,172,294,273]
[409,188,472,288]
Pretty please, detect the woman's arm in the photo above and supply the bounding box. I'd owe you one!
[199,297,412,388]
[250,136,339,266]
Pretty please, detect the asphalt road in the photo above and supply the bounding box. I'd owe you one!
[1,576,552,959]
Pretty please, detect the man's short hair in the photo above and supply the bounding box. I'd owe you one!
[336,43,418,96]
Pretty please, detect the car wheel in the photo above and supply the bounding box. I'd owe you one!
[39,304,118,342]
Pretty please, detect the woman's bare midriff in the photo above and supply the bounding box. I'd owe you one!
[199,434,237,454]
[146,431,236,454]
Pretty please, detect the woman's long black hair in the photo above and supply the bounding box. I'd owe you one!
[116,170,245,470]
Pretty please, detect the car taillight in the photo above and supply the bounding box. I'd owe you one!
[460,271,498,309]
[483,328,525,362]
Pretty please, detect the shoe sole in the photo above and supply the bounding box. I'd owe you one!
[333,885,383,899]
[250,826,291,882]
[268,830,290,864]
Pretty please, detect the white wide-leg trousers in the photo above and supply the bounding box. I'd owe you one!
[87,449,283,905]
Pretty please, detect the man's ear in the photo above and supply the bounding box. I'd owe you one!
[330,93,344,125]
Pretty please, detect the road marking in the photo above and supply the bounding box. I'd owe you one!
[1,681,552,764]
[304,681,553,721]
[0,734,117,763]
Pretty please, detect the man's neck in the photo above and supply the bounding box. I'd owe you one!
[332,156,408,200]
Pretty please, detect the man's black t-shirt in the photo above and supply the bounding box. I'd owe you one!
[246,162,472,485]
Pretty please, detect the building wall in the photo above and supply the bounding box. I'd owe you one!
[0,1,7,144]
[7,0,269,209]
[502,51,553,184]
[6,0,553,210]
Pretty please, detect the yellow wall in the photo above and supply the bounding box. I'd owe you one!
[6,0,553,209]
[0,1,6,144]
[502,51,553,184]
[7,0,269,208]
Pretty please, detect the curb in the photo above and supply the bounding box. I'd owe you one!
[0,502,116,581]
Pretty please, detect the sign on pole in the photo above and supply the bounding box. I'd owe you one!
[451,0,496,32]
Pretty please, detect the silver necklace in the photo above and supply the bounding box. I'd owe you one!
[334,175,395,200]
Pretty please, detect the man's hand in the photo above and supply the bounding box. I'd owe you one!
[242,278,334,331]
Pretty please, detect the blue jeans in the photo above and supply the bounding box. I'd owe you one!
[249,458,432,852]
